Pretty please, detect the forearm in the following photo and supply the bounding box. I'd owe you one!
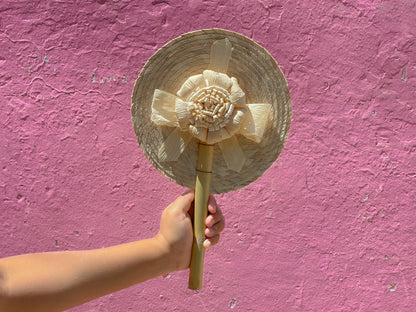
[0,236,173,312]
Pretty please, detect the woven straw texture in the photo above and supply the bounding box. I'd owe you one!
[131,28,291,194]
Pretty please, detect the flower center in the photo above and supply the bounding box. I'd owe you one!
[188,86,234,131]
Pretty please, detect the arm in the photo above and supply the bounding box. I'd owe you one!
[0,191,225,312]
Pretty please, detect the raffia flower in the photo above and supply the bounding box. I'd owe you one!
[150,38,273,172]
[175,69,246,144]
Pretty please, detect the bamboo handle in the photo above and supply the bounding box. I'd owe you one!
[188,143,214,290]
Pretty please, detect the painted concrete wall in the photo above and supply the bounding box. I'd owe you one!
[1,0,415,311]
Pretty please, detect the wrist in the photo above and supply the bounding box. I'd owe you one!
[153,234,179,273]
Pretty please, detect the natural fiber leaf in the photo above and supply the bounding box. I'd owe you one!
[158,128,192,162]
[218,136,246,172]
[151,89,179,127]
[239,104,272,143]
[208,38,232,73]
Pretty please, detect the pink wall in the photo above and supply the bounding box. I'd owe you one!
[1,1,415,311]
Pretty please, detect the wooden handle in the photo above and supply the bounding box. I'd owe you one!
[188,143,214,290]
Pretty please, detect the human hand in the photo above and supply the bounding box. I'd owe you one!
[156,190,225,271]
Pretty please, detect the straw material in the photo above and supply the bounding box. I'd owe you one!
[131,29,291,194]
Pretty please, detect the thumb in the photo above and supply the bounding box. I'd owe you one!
[175,189,195,213]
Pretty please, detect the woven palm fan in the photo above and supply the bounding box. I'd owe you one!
[131,29,291,290]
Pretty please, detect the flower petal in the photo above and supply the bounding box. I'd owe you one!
[189,125,208,142]
[176,74,205,100]
[239,104,272,143]
[158,128,192,162]
[218,136,246,172]
[203,70,232,90]
[230,77,246,108]
[151,89,179,127]
[208,38,232,74]
[224,108,246,136]
[175,98,192,130]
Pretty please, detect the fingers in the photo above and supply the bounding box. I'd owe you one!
[204,195,225,248]
[174,192,224,248]
[205,218,225,238]
[205,195,223,228]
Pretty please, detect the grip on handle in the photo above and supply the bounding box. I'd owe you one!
[188,143,214,290]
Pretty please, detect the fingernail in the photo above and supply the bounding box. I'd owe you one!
[203,240,211,249]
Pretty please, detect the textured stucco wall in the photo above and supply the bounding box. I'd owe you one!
[1,1,415,311]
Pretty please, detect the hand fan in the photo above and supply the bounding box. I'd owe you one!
[131,28,291,290]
